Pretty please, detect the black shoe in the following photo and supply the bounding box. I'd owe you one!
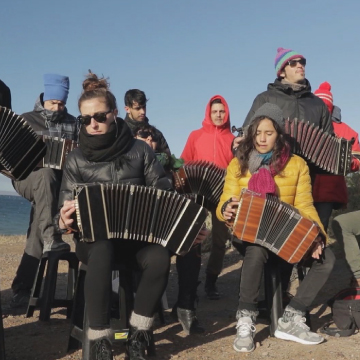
[126,326,155,359]
[9,289,30,309]
[90,338,113,360]
[205,282,220,300]
[177,307,205,335]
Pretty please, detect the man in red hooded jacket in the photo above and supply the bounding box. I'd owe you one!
[181,95,234,299]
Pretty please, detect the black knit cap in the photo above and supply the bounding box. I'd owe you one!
[249,103,284,131]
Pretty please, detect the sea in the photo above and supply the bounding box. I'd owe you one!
[0,195,31,235]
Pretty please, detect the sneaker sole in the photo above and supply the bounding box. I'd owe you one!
[274,330,324,345]
[233,343,255,353]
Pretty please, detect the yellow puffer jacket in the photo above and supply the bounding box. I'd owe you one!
[216,154,327,239]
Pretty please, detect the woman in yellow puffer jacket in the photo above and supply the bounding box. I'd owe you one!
[216,103,335,353]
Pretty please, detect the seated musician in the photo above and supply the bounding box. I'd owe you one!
[10,74,78,309]
[216,103,335,352]
[56,72,205,360]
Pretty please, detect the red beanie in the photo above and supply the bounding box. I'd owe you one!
[314,82,333,113]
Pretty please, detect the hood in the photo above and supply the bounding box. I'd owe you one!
[268,78,312,96]
[332,105,341,123]
[202,95,231,131]
[33,93,69,124]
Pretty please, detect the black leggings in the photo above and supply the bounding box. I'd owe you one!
[76,240,171,328]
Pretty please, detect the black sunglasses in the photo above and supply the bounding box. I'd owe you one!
[287,58,306,67]
[136,130,158,142]
[77,110,113,125]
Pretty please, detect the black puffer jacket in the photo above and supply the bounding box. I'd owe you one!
[243,79,333,135]
[59,139,172,206]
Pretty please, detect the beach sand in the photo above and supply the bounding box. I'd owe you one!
[1,234,360,359]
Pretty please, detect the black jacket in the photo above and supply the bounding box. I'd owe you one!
[243,79,333,135]
[124,114,171,157]
[22,94,78,140]
[59,138,172,206]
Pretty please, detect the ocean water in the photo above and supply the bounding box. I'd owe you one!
[0,195,31,235]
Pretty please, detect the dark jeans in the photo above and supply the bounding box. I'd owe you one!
[238,243,335,313]
[11,168,62,293]
[314,202,334,232]
[76,240,170,328]
[206,209,229,276]
[176,244,201,310]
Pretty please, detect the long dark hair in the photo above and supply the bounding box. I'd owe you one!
[236,116,290,176]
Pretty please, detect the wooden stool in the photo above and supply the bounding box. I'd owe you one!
[67,264,142,360]
[26,250,79,321]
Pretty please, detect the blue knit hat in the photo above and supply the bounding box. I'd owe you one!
[274,47,305,77]
[43,74,70,103]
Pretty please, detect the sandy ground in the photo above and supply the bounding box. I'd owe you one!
[1,234,360,360]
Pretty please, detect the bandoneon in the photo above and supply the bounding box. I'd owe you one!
[284,118,352,175]
[0,106,46,180]
[235,119,352,175]
[74,183,208,255]
[231,189,322,263]
[38,135,79,170]
[172,161,226,207]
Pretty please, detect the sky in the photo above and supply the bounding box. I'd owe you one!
[1,0,360,193]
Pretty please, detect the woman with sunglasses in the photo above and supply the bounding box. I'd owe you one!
[55,72,173,360]
[217,103,335,352]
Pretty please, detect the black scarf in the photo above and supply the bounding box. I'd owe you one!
[79,118,134,164]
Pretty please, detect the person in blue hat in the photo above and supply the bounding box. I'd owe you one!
[10,74,78,309]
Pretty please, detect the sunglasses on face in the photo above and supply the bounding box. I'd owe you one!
[77,110,113,125]
[136,130,158,142]
[287,58,306,67]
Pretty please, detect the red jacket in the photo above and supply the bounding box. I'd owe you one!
[313,106,360,205]
[181,95,234,169]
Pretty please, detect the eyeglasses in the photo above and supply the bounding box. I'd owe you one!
[77,110,113,125]
[287,58,306,67]
[136,130,158,142]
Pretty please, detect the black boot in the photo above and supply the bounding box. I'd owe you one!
[205,274,220,300]
[126,326,155,360]
[89,338,113,360]
[176,307,205,335]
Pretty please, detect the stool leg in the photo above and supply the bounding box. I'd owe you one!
[68,268,86,352]
[0,288,6,360]
[26,257,47,318]
[39,256,59,321]
[269,265,283,337]
[82,305,91,360]
[66,261,79,319]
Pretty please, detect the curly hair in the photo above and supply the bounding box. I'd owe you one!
[235,116,290,176]
[78,70,117,111]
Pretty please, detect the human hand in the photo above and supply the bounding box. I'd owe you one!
[232,137,243,151]
[222,197,239,220]
[311,236,324,259]
[351,156,360,172]
[59,200,76,230]
[194,226,210,245]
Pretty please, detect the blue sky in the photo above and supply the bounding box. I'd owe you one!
[1,0,359,192]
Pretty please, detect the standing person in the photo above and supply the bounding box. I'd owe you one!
[0,79,11,108]
[10,74,78,309]
[236,48,334,298]
[132,123,206,335]
[217,103,335,352]
[313,82,360,230]
[57,72,173,360]
[181,95,235,300]
[124,89,171,159]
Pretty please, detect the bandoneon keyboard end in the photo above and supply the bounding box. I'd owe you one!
[231,189,322,263]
